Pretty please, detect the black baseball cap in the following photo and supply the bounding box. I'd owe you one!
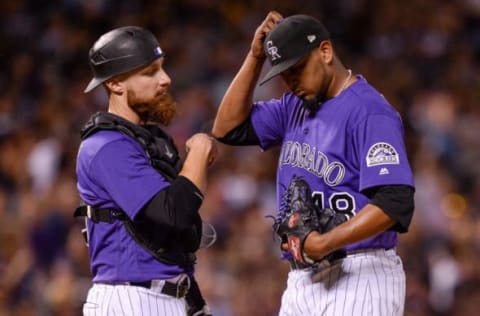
[85,26,164,93]
[259,15,330,86]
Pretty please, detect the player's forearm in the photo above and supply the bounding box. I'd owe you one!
[211,52,265,138]
[305,204,396,260]
[179,150,210,194]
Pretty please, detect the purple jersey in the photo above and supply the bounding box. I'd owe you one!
[251,76,414,251]
[76,130,185,282]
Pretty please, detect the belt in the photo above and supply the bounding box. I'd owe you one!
[289,250,346,270]
[127,274,191,298]
[289,248,394,270]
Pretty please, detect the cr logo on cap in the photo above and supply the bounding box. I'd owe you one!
[266,41,281,61]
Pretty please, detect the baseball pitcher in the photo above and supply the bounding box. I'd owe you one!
[212,12,414,316]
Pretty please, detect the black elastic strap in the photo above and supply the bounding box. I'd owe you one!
[186,275,207,315]
[73,205,126,223]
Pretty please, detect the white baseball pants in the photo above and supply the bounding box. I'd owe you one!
[83,283,187,316]
[279,249,405,316]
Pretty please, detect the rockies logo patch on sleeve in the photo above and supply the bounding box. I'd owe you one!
[366,142,399,167]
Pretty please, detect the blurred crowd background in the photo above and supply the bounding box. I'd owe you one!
[1,0,479,315]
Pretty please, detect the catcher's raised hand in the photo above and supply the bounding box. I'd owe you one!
[185,133,218,167]
[251,11,283,60]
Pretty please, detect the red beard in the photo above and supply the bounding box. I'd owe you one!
[128,90,177,126]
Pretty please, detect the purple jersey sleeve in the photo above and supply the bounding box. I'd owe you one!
[250,94,302,150]
[77,130,169,219]
[354,113,414,191]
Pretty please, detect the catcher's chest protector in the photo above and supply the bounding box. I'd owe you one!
[75,112,199,267]
[81,112,182,180]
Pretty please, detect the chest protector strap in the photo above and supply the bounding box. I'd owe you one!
[75,112,199,267]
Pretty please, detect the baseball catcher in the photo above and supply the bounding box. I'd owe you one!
[273,176,349,267]
[75,26,216,316]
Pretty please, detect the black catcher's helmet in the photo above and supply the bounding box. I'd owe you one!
[84,26,163,93]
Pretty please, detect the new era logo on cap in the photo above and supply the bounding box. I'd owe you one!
[259,15,330,85]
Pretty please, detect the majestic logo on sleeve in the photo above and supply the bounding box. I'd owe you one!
[266,41,281,61]
[366,142,399,167]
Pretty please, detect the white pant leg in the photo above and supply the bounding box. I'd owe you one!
[278,249,405,316]
[279,268,323,316]
[327,249,405,316]
[83,283,187,316]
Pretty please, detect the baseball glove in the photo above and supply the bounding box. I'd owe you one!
[273,176,349,265]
